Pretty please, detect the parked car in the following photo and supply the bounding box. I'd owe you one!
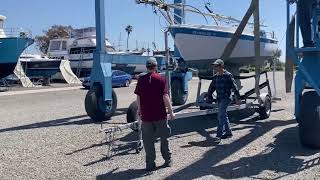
[82,70,132,89]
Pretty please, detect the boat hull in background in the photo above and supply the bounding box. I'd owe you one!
[0,37,34,78]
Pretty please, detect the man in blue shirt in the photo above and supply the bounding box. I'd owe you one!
[207,59,241,143]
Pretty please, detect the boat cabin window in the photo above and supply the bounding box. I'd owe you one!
[62,41,67,50]
[50,41,62,51]
[260,31,266,38]
[0,20,3,29]
[69,47,96,54]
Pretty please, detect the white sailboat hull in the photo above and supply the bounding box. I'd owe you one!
[170,25,278,66]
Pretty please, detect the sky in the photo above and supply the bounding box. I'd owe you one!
[0,0,289,61]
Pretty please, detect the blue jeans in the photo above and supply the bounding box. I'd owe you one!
[298,0,315,46]
[216,98,232,137]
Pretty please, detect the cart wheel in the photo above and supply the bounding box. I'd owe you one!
[171,79,188,106]
[258,95,271,120]
[299,91,320,148]
[136,141,143,154]
[85,85,117,122]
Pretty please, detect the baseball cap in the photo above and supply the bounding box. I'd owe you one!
[146,57,158,67]
[212,59,224,66]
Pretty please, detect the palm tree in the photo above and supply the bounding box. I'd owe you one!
[125,25,133,51]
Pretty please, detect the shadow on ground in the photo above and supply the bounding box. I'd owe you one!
[98,119,319,180]
[0,108,128,133]
[95,108,318,180]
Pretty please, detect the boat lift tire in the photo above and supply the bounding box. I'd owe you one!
[85,85,117,122]
[299,91,320,148]
[171,79,188,106]
[258,94,272,120]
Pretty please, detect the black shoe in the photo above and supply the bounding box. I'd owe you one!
[210,136,221,144]
[221,133,233,139]
[145,163,156,171]
[163,160,172,167]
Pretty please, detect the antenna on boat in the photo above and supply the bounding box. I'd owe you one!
[147,42,150,56]
[135,40,138,51]
[118,32,122,51]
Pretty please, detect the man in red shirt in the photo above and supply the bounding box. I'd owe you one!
[134,57,175,171]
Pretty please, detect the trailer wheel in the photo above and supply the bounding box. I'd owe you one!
[299,91,320,148]
[171,79,188,106]
[85,85,117,122]
[198,92,209,110]
[258,95,271,120]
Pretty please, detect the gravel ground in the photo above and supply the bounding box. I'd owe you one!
[1,72,320,180]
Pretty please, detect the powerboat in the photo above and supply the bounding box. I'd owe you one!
[19,54,61,78]
[48,27,150,77]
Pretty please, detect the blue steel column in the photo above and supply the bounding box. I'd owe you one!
[95,0,106,54]
[94,0,112,102]
[173,0,185,57]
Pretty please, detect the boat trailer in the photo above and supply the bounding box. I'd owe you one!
[100,71,272,155]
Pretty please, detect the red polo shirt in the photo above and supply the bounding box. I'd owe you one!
[134,72,168,122]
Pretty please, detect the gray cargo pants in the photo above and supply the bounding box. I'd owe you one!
[141,120,171,166]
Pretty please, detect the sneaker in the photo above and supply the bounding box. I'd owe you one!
[145,163,156,171]
[221,133,233,139]
[163,160,172,167]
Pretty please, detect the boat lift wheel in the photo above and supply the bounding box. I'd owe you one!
[85,85,117,122]
[258,94,272,120]
[299,91,320,148]
[171,79,188,106]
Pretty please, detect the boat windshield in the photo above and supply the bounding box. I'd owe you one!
[50,41,62,51]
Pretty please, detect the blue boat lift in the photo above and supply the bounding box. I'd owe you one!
[286,0,320,148]
[85,0,193,121]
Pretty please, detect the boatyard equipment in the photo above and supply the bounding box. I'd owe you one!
[286,0,320,148]
[85,0,192,122]
[101,70,272,154]
[100,0,274,153]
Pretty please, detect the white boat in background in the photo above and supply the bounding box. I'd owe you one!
[169,24,278,66]
[14,54,81,85]
[19,54,61,78]
[47,27,148,77]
